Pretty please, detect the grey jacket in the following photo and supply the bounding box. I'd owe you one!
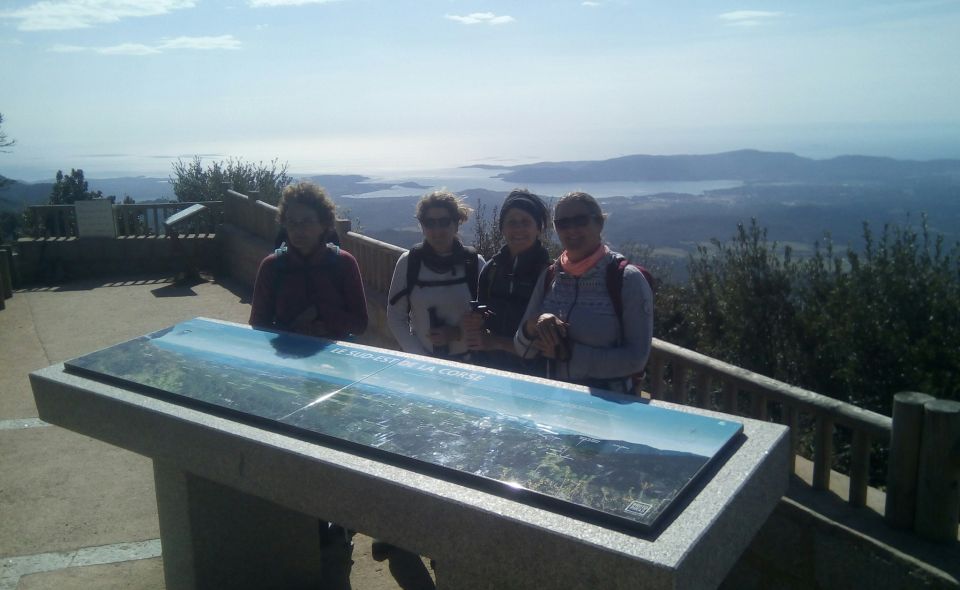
[514,249,654,386]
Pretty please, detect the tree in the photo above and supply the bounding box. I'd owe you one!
[672,216,958,413]
[170,156,291,204]
[684,219,803,383]
[793,217,960,411]
[49,169,103,204]
[472,199,504,259]
[0,211,21,242]
[0,113,14,189]
[0,113,15,152]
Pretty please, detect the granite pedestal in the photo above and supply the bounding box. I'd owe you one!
[31,359,789,590]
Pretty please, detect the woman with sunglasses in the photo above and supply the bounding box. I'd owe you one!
[250,181,368,340]
[514,191,653,393]
[381,190,485,585]
[387,190,485,359]
[462,189,552,375]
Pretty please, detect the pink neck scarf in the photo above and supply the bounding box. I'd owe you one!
[560,244,608,277]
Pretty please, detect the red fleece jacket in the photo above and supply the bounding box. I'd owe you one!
[249,245,368,339]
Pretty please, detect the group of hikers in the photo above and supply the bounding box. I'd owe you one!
[247,180,655,588]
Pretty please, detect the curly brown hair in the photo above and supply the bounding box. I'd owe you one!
[277,181,336,228]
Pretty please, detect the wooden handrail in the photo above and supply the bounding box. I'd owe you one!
[26,202,224,238]
[649,338,892,439]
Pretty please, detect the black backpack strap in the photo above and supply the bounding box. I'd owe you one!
[605,254,656,395]
[388,247,422,308]
[605,254,655,324]
[605,255,628,325]
[325,245,343,294]
[542,259,560,297]
[464,246,480,301]
[482,259,498,302]
[263,245,288,328]
[272,244,288,295]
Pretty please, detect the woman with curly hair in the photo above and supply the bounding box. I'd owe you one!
[250,180,368,339]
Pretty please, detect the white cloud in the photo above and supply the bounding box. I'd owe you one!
[49,43,87,52]
[445,12,515,25]
[249,0,339,6]
[582,1,601,6]
[159,35,242,50]
[717,10,786,27]
[2,0,195,31]
[47,35,242,55]
[98,43,162,55]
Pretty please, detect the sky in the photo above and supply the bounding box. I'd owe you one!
[1,0,959,181]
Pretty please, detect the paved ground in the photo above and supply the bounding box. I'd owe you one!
[0,273,434,590]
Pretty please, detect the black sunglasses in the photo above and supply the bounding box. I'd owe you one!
[419,217,454,229]
[553,214,598,230]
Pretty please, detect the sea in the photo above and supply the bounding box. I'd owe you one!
[71,166,744,203]
[335,167,742,200]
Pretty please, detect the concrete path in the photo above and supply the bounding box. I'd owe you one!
[0,274,433,590]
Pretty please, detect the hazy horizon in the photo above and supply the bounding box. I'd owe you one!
[5,130,960,184]
[2,1,959,183]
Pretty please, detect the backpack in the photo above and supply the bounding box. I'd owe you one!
[272,242,344,297]
[274,227,341,250]
[388,245,480,311]
[542,253,655,393]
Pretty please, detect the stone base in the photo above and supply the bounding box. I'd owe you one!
[32,362,789,590]
[154,461,324,590]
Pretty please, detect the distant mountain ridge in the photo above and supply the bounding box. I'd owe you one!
[480,149,960,183]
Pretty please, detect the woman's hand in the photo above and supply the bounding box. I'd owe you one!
[428,325,461,346]
[461,311,486,351]
[526,313,569,359]
[289,307,318,334]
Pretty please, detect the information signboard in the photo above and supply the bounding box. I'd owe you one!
[74,199,117,238]
[64,318,743,533]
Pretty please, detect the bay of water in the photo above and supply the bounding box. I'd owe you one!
[341,167,743,199]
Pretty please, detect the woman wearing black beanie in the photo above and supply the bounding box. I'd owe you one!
[462,188,552,375]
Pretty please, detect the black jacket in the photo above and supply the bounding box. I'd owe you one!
[475,242,551,374]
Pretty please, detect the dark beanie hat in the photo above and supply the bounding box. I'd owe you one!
[499,190,549,230]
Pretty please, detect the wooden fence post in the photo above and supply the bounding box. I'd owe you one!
[885,391,935,528]
[813,413,834,490]
[0,246,12,300]
[914,399,960,542]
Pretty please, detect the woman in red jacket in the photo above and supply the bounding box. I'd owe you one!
[250,181,368,340]
[249,181,365,589]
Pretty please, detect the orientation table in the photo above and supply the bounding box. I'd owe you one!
[31,318,789,590]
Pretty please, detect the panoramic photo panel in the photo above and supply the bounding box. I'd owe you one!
[65,318,743,533]
[283,356,742,530]
[64,318,404,419]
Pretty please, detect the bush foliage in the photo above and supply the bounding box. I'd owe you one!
[170,156,291,204]
[670,216,958,415]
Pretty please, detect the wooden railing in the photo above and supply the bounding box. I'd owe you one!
[341,232,405,295]
[645,340,891,507]
[28,205,77,238]
[225,189,279,242]
[24,202,224,238]
[115,202,223,236]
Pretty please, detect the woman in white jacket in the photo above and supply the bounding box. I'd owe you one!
[387,190,484,360]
